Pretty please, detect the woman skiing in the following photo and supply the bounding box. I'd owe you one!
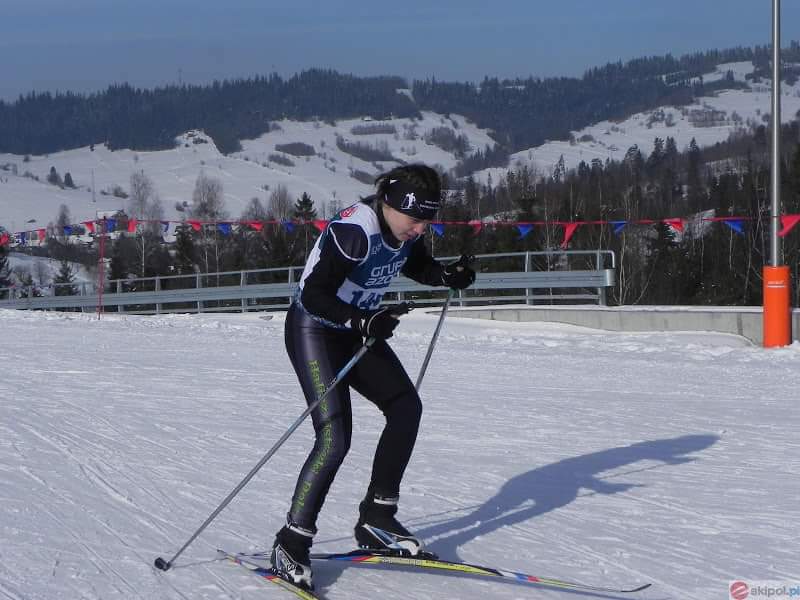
[270,164,475,590]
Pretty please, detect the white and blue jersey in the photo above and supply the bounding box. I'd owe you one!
[296,199,443,328]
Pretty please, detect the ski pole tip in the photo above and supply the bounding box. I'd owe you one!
[154,557,171,571]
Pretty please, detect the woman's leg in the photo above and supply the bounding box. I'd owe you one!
[349,340,422,500]
[283,306,361,532]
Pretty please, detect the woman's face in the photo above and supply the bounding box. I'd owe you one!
[381,203,431,242]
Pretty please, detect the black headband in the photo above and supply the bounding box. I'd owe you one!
[383,179,440,220]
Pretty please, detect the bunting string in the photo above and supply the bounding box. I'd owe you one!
[3,214,800,249]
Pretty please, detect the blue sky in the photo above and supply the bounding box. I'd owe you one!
[2,0,799,100]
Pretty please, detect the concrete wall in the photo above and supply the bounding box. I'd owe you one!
[447,305,800,345]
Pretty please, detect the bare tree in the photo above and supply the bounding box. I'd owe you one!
[190,172,227,273]
[128,171,155,220]
[135,194,165,276]
[268,184,292,221]
[242,197,269,222]
[190,172,227,220]
[55,204,72,242]
[33,259,49,288]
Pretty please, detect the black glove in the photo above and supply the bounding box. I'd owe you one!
[351,302,414,340]
[441,255,476,290]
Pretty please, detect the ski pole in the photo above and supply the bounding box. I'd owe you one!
[415,291,453,391]
[154,337,376,572]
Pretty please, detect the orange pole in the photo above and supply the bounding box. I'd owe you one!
[763,265,791,347]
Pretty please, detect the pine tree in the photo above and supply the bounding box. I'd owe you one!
[47,166,63,187]
[687,138,705,212]
[293,192,317,221]
[293,192,318,261]
[173,225,197,275]
[53,258,77,296]
[109,237,132,286]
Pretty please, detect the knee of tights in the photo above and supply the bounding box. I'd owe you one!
[385,392,422,424]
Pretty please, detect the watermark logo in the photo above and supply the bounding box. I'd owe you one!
[730,581,749,600]
[729,580,800,599]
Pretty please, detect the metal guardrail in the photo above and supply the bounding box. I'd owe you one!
[0,250,615,314]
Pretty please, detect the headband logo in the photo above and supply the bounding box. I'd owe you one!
[401,192,417,211]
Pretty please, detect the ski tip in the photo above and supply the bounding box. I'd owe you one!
[627,583,653,593]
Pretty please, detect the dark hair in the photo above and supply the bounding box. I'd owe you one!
[375,164,441,198]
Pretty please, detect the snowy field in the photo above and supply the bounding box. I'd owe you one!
[1,308,798,599]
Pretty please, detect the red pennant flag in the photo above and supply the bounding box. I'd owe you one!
[127,219,138,233]
[468,220,483,236]
[779,214,800,237]
[37,228,46,241]
[663,218,684,233]
[312,219,329,232]
[187,220,202,232]
[560,223,579,249]
[83,221,95,233]
[0,232,8,246]
[248,221,264,232]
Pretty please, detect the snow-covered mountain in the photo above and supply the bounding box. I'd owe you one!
[2,61,799,235]
[477,62,800,184]
[0,112,496,234]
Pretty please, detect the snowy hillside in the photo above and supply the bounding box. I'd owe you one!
[0,112,496,232]
[477,62,800,182]
[1,308,798,599]
[3,60,800,234]
[5,253,93,288]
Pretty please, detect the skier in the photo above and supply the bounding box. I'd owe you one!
[270,164,476,590]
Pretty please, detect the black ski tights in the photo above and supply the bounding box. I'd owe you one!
[283,304,422,532]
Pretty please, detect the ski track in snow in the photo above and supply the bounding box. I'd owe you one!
[1,308,798,599]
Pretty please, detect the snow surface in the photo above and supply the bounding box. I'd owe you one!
[1,308,798,599]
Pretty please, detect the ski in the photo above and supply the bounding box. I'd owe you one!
[308,549,652,595]
[217,549,321,600]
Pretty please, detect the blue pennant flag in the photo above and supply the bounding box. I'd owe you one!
[611,220,628,236]
[723,220,744,235]
[281,220,295,233]
[63,225,73,236]
[430,223,445,237]
[217,223,232,236]
[106,218,116,232]
[516,224,534,239]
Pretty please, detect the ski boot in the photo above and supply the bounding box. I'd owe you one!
[354,494,432,558]
[270,521,314,591]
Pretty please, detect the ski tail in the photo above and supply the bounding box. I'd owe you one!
[309,549,652,594]
[217,549,320,600]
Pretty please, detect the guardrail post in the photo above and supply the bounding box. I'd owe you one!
[525,251,532,305]
[596,251,606,305]
[197,273,203,313]
[117,280,124,312]
[155,276,162,314]
[241,270,247,313]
